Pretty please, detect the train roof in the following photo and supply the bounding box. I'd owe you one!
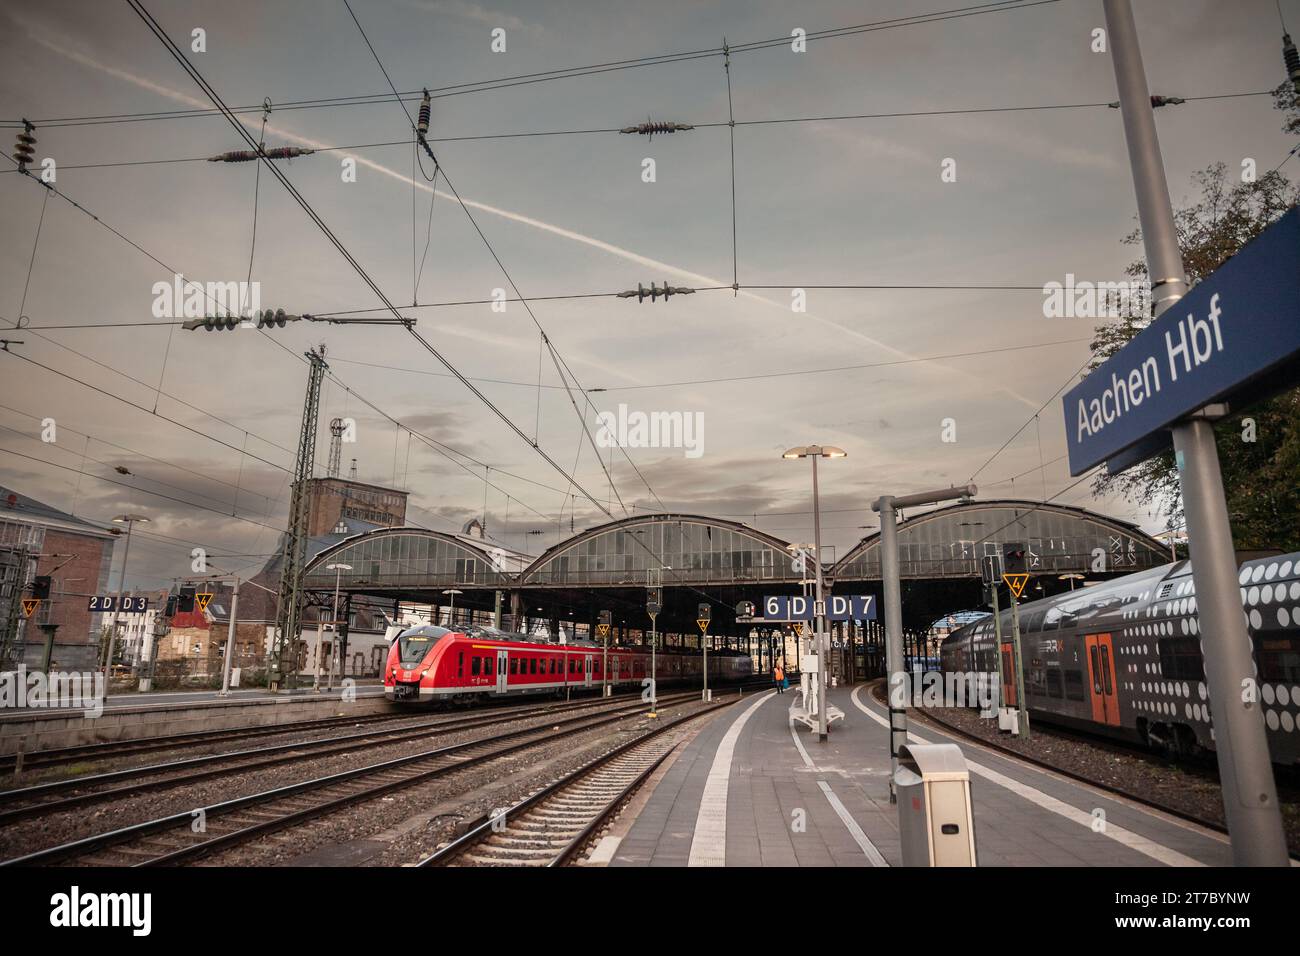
[944,550,1300,645]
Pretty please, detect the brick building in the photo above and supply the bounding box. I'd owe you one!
[305,477,407,536]
[0,486,116,672]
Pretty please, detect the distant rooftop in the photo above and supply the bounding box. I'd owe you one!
[0,485,116,538]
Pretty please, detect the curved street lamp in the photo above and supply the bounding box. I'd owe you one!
[782,445,846,742]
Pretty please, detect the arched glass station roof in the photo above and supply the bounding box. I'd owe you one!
[832,500,1168,581]
[520,513,805,588]
[302,526,528,592]
[295,502,1169,600]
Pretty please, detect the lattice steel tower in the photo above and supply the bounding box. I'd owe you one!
[327,418,345,479]
[270,345,328,690]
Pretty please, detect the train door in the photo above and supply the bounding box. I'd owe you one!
[1084,633,1119,725]
[583,654,593,688]
[612,656,620,686]
[1000,642,1017,707]
[496,649,508,694]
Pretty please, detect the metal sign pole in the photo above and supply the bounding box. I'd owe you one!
[219,577,240,697]
[1009,589,1029,739]
[874,484,976,802]
[1103,0,1286,865]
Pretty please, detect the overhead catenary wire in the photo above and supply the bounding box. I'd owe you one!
[339,0,635,518]
[5,1,1067,131]
[0,89,1279,175]
[125,0,617,527]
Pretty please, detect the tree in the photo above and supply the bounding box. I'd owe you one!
[1088,162,1299,552]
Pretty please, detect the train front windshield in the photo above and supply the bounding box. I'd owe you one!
[396,626,451,665]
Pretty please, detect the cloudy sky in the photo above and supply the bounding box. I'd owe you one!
[1,0,1296,589]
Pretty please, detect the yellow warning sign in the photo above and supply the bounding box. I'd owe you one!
[696,618,710,635]
[596,623,610,639]
[21,598,40,618]
[1002,573,1030,599]
[195,592,214,613]
[792,622,805,637]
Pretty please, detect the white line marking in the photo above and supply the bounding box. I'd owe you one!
[850,686,1205,867]
[787,708,890,866]
[817,780,890,867]
[687,692,774,867]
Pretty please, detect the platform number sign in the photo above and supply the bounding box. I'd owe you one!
[88,595,149,613]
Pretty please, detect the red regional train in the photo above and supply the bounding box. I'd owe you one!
[384,624,754,704]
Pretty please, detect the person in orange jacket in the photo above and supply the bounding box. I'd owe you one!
[773,664,785,693]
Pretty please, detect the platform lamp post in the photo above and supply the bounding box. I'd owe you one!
[783,445,846,742]
[1059,573,1084,592]
[326,563,351,692]
[104,514,149,698]
[442,589,462,630]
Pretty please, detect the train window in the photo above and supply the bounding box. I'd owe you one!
[550,659,557,674]
[529,658,537,675]
[471,657,481,676]
[1064,669,1086,701]
[485,657,493,675]
[510,658,518,675]
[1258,637,1300,683]
[1157,637,1205,681]
[1088,646,1102,693]
[1046,668,1063,699]
[458,652,463,677]
[1099,646,1113,694]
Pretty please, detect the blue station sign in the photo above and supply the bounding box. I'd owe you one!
[1062,207,1300,475]
[762,595,876,622]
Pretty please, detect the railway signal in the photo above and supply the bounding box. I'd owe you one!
[598,610,612,697]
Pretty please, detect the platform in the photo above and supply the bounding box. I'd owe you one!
[607,683,1233,866]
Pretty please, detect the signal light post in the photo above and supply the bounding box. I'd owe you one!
[598,609,612,698]
[647,572,662,717]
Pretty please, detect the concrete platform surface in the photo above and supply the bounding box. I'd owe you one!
[609,683,1231,867]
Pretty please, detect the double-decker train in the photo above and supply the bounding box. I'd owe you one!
[384,624,754,704]
[939,551,1300,764]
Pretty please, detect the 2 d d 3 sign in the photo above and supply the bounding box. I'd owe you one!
[762,595,876,621]
[1002,573,1030,599]
[1063,207,1300,475]
[21,598,40,618]
[195,592,214,613]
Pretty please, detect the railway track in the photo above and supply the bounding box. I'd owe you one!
[0,681,759,775]
[0,688,728,866]
[421,698,734,867]
[0,708,418,774]
[0,691,683,824]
